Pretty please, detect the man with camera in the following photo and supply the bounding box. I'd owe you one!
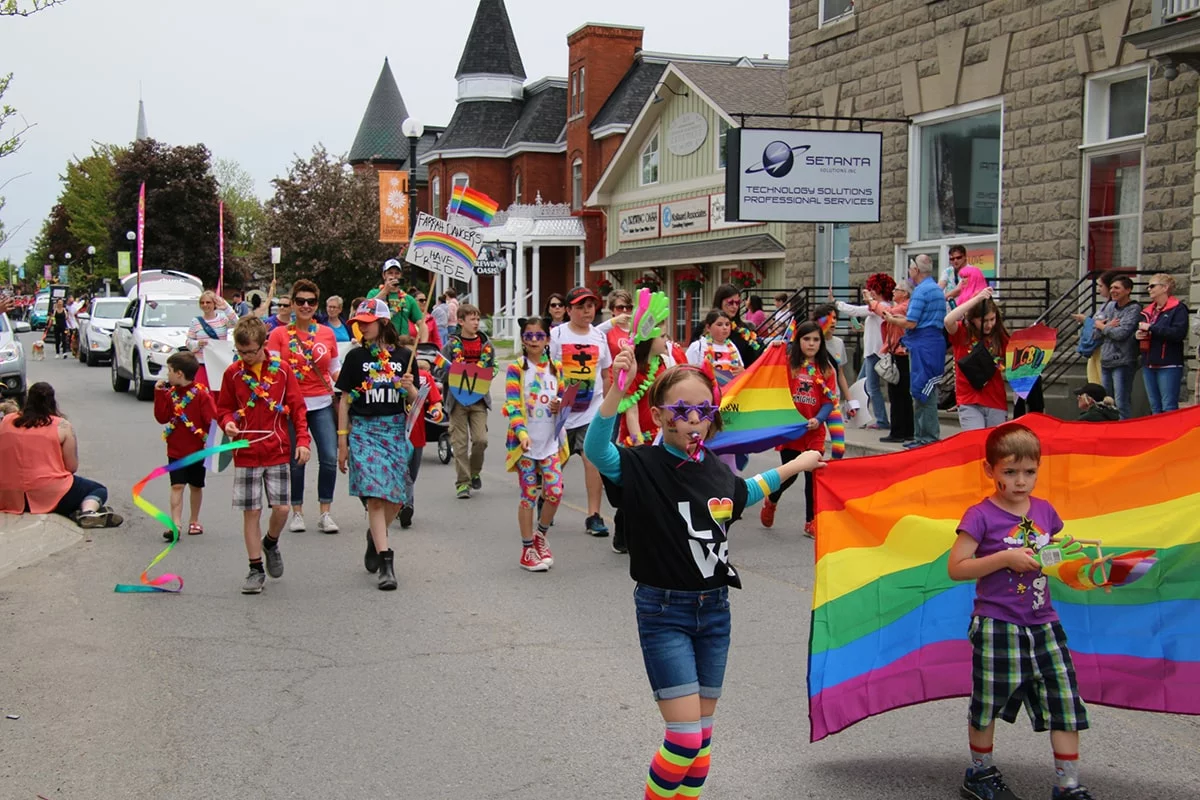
[366,258,423,338]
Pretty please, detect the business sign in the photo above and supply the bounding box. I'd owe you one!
[404,212,482,283]
[660,196,710,237]
[58,265,69,282]
[709,193,758,231]
[474,246,506,276]
[378,170,410,244]
[667,112,709,157]
[725,128,882,223]
[617,204,660,242]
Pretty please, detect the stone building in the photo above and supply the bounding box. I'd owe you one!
[785,0,1198,312]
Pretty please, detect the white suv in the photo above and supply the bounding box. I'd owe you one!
[111,291,202,401]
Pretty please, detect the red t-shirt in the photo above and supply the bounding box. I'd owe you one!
[153,382,218,460]
[606,325,633,385]
[266,323,340,400]
[460,336,483,363]
[949,325,1008,411]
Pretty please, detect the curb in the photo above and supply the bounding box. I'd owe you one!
[0,514,83,579]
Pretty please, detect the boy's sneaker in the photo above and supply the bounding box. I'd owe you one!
[470,474,482,491]
[961,766,1021,800]
[398,505,414,529]
[804,521,815,539]
[760,498,777,528]
[241,569,266,594]
[611,528,628,554]
[585,514,609,537]
[1052,788,1094,800]
[288,512,306,532]
[519,546,549,572]
[456,483,471,499]
[262,537,284,578]
[318,512,339,534]
[533,533,554,567]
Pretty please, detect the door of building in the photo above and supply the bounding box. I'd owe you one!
[672,268,702,344]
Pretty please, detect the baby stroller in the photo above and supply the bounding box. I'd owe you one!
[415,342,452,465]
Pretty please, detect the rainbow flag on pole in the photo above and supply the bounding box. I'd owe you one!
[449,185,499,226]
[808,409,1200,742]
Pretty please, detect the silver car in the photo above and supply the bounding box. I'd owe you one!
[79,296,130,366]
[0,312,27,406]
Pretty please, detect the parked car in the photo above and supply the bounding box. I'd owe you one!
[30,293,49,331]
[0,312,27,407]
[78,296,131,366]
[111,290,202,401]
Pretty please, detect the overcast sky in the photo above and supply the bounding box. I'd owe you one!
[0,0,788,264]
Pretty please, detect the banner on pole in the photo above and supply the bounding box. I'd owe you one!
[218,200,225,295]
[404,212,482,283]
[117,251,131,278]
[379,171,411,244]
[137,182,147,274]
[43,264,51,280]
[58,265,69,283]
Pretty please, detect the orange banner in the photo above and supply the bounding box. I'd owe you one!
[378,170,410,244]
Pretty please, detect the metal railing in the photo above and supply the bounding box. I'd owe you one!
[1165,0,1200,22]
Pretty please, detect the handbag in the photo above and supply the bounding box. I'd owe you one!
[874,352,900,385]
[957,340,997,390]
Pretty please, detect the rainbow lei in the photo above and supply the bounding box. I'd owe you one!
[286,321,319,382]
[702,336,743,379]
[803,360,845,459]
[731,319,763,351]
[348,342,408,405]
[617,355,662,414]
[233,352,288,422]
[161,385,208,442]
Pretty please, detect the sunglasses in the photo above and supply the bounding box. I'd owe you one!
[1148,283,1163,288]
[293,297,318,307]
[548,302,565,308]
[612,304,632,312]
[521,331,548,342]
[416,297,427,303]
[659,400,718,423]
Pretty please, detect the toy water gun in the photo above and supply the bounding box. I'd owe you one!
[617,288,669,391]
[1037,536,1157,592]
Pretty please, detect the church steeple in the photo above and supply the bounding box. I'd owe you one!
[348,58,412,165]
[136,99,149,141]
[454,0,526,103]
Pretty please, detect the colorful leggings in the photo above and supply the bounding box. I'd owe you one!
[517,454,563,509]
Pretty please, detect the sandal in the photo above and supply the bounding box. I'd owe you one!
[188,522,204,536]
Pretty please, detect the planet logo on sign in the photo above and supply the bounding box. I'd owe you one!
[745,141,811,178]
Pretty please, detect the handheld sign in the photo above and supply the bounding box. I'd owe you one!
[204,340,235,392]
[447,362,494,406]
[405,212,483,283]
[555,384,580,438]
[1004,323,1057,400]
[405,383,432,441]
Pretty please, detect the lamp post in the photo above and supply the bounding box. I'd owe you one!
[401,116,424,290]
[86,245,96,292]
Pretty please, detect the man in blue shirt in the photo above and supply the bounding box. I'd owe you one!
[892,254,946,447]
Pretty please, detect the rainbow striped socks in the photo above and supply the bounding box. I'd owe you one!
[677,716,713,797]
[645,720,703,799]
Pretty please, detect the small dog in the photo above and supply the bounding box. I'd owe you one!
[30,340,45,360]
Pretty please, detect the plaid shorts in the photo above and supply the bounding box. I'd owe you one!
[968,616,1089,733]
[231,464,290,511]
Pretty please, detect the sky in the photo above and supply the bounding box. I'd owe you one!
[0,0,789,264]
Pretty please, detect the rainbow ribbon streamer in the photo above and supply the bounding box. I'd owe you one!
[114,440,248,594]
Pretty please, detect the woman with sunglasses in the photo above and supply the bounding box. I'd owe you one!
[186,290,239,397]
[543,293,568,328]
[1137,273,1189,414]
[710,283,763,367]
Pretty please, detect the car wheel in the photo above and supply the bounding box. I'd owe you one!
[77,336,87,363]
[111,353,130,392]
[86,346,101,367]
[133,356,154,401]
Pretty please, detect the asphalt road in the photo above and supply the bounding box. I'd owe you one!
[2,338,1196,800]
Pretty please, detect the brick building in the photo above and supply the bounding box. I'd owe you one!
[785,0,1198,317]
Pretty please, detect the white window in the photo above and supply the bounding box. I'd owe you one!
[579,66,586,116]
[819,0,854,27]
[571,159,583,210]
[449,172,469,216]
[717,118,731,169]
[514,173,522,203]
[1082,65,1149,276]
[431,175,441,219]
[640,129,660,186]
[571,71,578,116]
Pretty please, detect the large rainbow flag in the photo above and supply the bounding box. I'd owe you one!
[449,185,499,226]
[809,408,1200,741]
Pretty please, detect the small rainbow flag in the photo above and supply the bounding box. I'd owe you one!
[1004,323,1057,400]
[808,409,1200,742]
[411,230,478,273]
[450,185,499,226]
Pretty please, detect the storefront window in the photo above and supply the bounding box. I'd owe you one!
[916,109,1001,241]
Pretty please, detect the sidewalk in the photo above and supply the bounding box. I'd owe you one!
[0,513,84,579]
[843,411,964,458]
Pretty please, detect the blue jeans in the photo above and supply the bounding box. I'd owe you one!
[860,354,890,427]
[913,393,940,444]
[634,583,731,701]
[1101,364,1135,420]
[51,475,108,516]
[1143,367,1183,415]
[290,404,338,505]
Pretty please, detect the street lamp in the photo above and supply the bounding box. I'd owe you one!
[401,117,423,238]
[86,245,96,289]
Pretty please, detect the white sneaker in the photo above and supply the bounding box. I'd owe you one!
[318,512,339,534]
[288,512,306,532]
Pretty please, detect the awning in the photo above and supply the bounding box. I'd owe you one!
[590,233,784,272]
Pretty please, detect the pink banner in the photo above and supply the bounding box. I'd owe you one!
[218,200,225,295]
[137,182,146,279]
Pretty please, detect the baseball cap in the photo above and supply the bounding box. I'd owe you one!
[1073,383,1107,404]
[350,298,391,323]
[565,286,599,306]
[382,258,403,275]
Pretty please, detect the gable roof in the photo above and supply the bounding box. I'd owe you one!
[348,59,412,164]
[455,0,526,80]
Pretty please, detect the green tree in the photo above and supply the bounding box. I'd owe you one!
[60,144,122,266]
[213,157,264,287]
[260,145,394,302]
[108,138,235,289]
[0,0,66,16]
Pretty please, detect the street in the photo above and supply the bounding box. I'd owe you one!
[2,337,1197,800]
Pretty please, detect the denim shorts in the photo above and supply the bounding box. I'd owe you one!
[634,583,731,701]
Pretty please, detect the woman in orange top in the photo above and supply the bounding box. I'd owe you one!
[0,382,123,527]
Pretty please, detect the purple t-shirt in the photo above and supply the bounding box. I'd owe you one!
[957,496,1064,626]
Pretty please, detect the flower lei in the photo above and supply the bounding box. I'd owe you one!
[234,352,288,422]
[800,360,845,459]
[731,319,763,351]
[702,336,741,376]
[286,321,319,382]
[161,385,207,442]
[348,342,409,405]
[617,355,662,414]
[621,431,656,447]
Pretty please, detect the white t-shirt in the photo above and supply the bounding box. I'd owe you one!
[836,300,884,357]
[696,338,743,387]
[685,340,703,366]
[522,361,560,460]
[550,324,612,430]
[66,300,83,330]
[826,336,847,399]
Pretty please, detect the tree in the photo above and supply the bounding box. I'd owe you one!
[0,73,33,250]
[60,144,122,266]
[108,138,235,289]
[0,0,66,16]
[260,145,394,302]
[213,157,264,286]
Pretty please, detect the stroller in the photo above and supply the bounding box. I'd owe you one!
[415,342,452,464]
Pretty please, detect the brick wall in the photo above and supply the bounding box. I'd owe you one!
[786,0,1198,304]
[425,158,513,213]
[512,152,566,205]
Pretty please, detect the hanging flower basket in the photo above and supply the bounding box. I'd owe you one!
[596,278,614,297]
[729,269,761,290]
[633,273,660,293]
[678,269,705,294]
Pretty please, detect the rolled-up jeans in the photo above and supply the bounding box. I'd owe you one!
[1101,364,1135,420]
[634,584,730,701]
[860,354,890,427]
[289,403,338,506]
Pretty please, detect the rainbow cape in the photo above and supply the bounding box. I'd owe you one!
[411,230,477,273]
[708,341,844,457]
[808,409,1200,742]
[1004,323,1057,400]
[450,185,499,226]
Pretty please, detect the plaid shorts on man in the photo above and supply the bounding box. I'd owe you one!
[232,464,290,511]
[968,616,1089,732]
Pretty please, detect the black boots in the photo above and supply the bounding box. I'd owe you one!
[364,531,380,573]
[377,549,397,591]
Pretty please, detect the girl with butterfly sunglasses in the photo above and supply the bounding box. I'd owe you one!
[585,348,823,800]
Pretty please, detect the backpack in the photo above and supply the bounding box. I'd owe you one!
[1076,316,1098,357]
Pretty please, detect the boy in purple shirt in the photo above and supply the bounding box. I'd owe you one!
[948,424,1093,800]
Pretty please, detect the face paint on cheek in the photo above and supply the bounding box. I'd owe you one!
[999,481,1008,493]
